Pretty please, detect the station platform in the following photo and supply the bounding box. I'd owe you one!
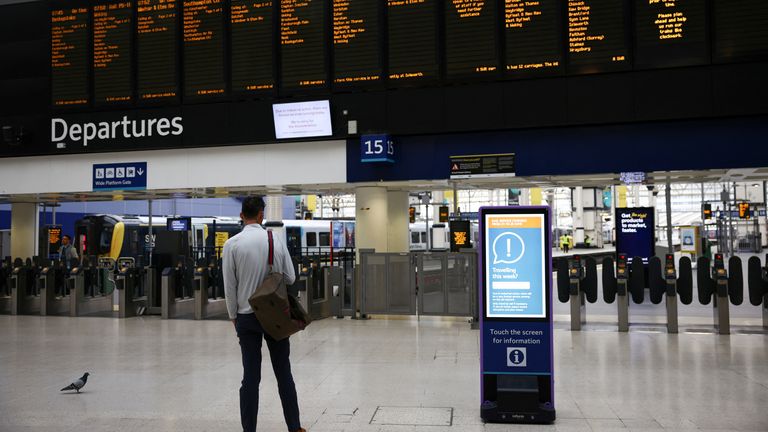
[1,315,766,432]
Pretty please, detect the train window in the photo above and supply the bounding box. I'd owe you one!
[319,232,330,247]
[99,230,112,254]
[411,232,420,244]
[306,232,317,247]
[421,232,427,243]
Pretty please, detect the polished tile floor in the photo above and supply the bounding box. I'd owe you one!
[0,314,766,432]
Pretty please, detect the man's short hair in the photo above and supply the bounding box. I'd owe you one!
[241,196,266,219]
[62,235,71,241]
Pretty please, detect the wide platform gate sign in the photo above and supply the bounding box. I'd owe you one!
[479,206,555,424]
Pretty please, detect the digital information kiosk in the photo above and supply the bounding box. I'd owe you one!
[479,206,555,424]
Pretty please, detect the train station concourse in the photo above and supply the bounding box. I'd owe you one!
[1,0,768,431]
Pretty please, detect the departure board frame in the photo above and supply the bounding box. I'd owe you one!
[633,0,710,69]
[43,0,768,111]
[93,0,135,107]
[136,0,181,105]
[50,0,92,109]
[182,0,228,101]
[279,0,331,94]
[566,0,632,75]
[443,0,501,81]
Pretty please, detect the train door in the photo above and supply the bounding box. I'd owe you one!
[286,227,302,256]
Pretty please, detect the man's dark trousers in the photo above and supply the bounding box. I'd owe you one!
[236,313,300,432]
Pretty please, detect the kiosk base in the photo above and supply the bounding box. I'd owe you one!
[481,400,556,424]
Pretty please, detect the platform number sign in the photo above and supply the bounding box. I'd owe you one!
[361,134,395,163]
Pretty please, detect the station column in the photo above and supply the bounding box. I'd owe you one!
[10,202,39,259]
[355,187,408,258]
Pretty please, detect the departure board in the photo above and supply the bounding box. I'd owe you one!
[713,0,768,61]
[333,0,382,85]
[51,7,89,106]
[567,0,630,74]
[445,0,498,79]
[93,2,133,105]
[635,0,708,68]
[231,0,274,92]
[280,0,327,90]
[137,0,178,101]
[183,0,226,98]
[505,0,563,75]
[388,0,439,82]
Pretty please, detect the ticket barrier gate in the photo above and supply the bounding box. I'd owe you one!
[602,255,630,332]
[40,261,71,316]
[294,258,333,321]
[107,258,148,318]
[697,254,743,335]
[161,260,195,319]
[11,257,43,315]
[556,256,597,330]
[747,255,768,329]
[0,257,13,313]
[70,257,114,317]
[193,259,227,320]
[647,255,694,333]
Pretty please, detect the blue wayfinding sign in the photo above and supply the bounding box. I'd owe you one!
[479,206,555,424]
[93,162,147,191]
[360,134,395,163]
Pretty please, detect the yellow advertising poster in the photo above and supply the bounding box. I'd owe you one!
[215,232,229,257]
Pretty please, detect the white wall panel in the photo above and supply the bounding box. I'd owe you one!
[0,140,347,195]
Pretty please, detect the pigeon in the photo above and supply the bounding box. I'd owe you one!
[60,372,90,393]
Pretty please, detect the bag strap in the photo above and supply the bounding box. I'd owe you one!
[267,230,274,270]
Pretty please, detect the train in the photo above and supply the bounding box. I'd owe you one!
[71,214,476,266]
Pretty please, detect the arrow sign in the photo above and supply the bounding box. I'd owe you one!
[93,162,147,191]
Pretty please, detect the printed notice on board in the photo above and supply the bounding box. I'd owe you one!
[484,213,546,318]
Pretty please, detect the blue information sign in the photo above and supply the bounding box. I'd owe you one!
[360,134,395,163]
[479,206,555,424]
[93,162,147,191]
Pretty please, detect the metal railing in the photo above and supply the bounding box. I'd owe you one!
[359,250,477,318]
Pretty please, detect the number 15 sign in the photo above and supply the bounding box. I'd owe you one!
[360,134,395,163]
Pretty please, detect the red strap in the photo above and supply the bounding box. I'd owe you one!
[267,230,274,267]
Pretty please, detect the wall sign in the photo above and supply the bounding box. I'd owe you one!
[93,162,147,191]
[450,153,515,179]
[360,134,395,163]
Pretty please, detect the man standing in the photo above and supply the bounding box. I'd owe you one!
[59,235,78,267]
[222,196,305,432]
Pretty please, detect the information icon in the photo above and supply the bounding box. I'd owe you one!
[507,347,527,367]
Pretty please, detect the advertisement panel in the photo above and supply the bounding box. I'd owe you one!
[615,207,655,264]
[679,226,699,255]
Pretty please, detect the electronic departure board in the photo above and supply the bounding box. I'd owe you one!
[333,0,382,85]
[231,0,274,93]
[567,0,630,74]
[388,0,439,83]
[445,0,498,79]
[713,0,768,61]
[137,0,178,101]
[505,0,563,76]
[94,2,133,105]
[51,7,89,106]
[280,0,327,90]
[635,0,708,68]
[183,0,226,98]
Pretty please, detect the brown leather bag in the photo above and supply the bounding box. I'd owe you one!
[248,231,310,340]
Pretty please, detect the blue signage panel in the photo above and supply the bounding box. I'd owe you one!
[615,207,655,264]
[166,217,191,232]
[93,162,147,191]
[360,134,395,163]
[479,207,555,424]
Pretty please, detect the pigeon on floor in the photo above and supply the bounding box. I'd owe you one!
[60,372,90,393]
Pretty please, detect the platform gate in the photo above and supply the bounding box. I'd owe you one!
[360,250,477,317]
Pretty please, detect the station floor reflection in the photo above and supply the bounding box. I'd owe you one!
[0,315,766,431]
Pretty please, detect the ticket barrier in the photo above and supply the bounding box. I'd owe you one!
[40,261,71,316]
[2,258,32,314]
[12,257,43,315]
[697,254,743,335]
[109,257,147,318]
[0,257,12,313]
[747,255,768,328]
[193,259,227,320]
[69,257,114,317]
[161,259,195,319]
[556,255,597,330]
[294,258,333,321]
[647,255,694,333]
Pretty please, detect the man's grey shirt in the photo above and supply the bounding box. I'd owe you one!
[223,224,296,320]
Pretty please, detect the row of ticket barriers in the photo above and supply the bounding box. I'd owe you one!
[0,254,338,321]
[557,253,768,334]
